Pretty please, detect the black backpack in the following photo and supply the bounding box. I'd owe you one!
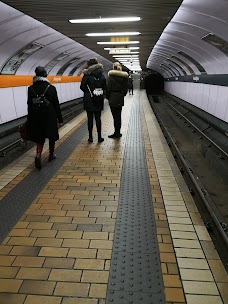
[87,77,104,102]
[31,85,51,113]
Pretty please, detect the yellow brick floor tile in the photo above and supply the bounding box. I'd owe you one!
[0,293,26,304]
[89,284,107,298]
[74,259,104,270]
[54,282,90,297]
[0,266,19,278]
[81,270,109,283]
[0,278,23,292]
[62,298,98,304]
[24,295,62,304]
[16,267,50,280]
[49,269,82,282]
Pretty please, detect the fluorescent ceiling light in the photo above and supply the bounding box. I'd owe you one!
[97,41,139,45]
[104,47,139,50]
[86,32,140,37]
[118,58,139,60]
[114,51,139,54]
[110,51,139,55]
[113,54,139,57]
[119,60,139,62]
[124,63,141,65]
[115,58,139,60]
[130,68,142,71]
[69,17,141,23]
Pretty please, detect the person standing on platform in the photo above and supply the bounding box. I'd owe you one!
[128,75,134,95]
[106,62,128,138]
[80,58,106,143]
[27,66,63,170]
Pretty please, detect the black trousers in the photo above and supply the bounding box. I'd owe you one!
[110,106,122,135]
[86,111,102,138]
[128,88,133,95]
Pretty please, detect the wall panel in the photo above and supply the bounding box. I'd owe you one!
[13,86,28,117]
[0,88,17,123]
[164,82,228,123]
[215,86,228,121]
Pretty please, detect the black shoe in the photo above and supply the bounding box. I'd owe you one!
[88,138,93,143]
[48,153,56,162]
[98,137,104,143]
[108,134,116,138]
[115,134,122,138]
[35,156,42,170]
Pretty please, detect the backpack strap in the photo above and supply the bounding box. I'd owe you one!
[41,85,50,96]
[30,86,38,97]
[87,84,93,97]
[31,85,50,97]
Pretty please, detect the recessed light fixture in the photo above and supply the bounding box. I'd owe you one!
[113,55,139,58]
[69,17,141,23]
[112,52,139,55]
[118,59,139,61]
[86,32,140,37]
[104,47,140,50]
[97,41,139,45]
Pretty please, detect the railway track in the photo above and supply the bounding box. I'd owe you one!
[149,93,228,270]
[0,101,84,169]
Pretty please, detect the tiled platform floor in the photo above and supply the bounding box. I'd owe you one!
[0,90,227,304]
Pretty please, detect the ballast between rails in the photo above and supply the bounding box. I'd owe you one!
[148,95,228,268]
[163,98,228,160]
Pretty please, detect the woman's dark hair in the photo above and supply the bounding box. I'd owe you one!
[35,66,47,77]
[87,58,98,67]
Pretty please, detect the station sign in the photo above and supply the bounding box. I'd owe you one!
[109,49,131,54]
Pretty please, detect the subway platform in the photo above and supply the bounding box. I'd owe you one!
[0,90,227,304]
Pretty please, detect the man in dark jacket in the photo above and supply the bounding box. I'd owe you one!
[80,58,106,143]
[27,66,63,169]
[106,62,128,138]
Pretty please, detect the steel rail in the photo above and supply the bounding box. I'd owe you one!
[149,96,228,253]
[163,96,228,159]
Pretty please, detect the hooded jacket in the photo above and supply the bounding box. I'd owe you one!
[106,70,129,107]
[80,63,106,112]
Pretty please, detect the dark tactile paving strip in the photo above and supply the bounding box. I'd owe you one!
[106,95,166,304]
[0,120,88,243]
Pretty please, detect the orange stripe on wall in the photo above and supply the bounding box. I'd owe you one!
[0,75,82,88]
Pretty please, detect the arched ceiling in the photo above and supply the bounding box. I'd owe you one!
[148,0,228,77]
[1,0,183,70]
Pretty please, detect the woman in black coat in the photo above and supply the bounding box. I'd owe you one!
[27,66,63,169]
[80,58,106,143]
[128,76,134,95]
[106,62,128,138]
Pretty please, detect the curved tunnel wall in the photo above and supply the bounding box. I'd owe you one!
[1,1,228,125]
[0,2,112,125]
[147,0,228,123]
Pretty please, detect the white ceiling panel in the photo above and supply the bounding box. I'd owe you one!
[0,1,21,22]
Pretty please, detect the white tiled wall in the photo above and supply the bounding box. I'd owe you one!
[0,82,83,124]
[165,82,228,123]
[0,88,17,123]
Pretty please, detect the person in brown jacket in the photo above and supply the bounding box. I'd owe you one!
[106,62,128,138]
